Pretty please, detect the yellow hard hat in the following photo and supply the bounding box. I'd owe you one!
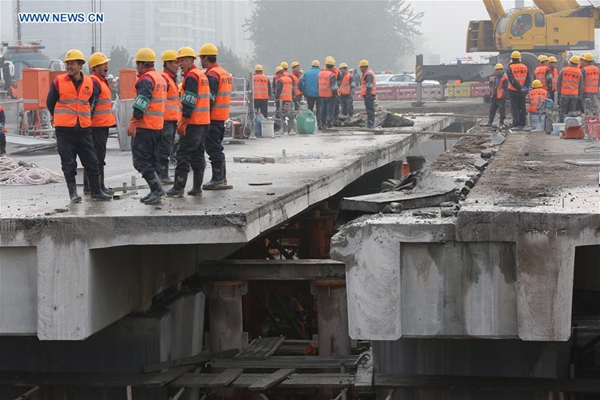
[494,63,504,70]
[339,63,348,69]
[161,50,178,62]
[584,53,594,62]
[64,49,86,63]
[531,79,542,89]
[570,55,581,65]
[177,46,197,59]
[537,55,548,62]
[135,48,157,62]
[312,59,320,67]
[325,56,335,65]
[280,61,289,69]
[254,64,263,71]
[199,43,218,56]
[89,52,110,68]
[291,61,300,68]
[359,59,369,67]
[511,51,521,60]
[548,56,558,63]
[275,66,283,73]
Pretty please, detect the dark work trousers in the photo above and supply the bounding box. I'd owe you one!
[205,121,226,164]
[293,96,301,111]
[91,127,109,173]
[319,97,335,128]
[306,96,320,116]
[0,131,6,154]
[363,94,376,128]
[340,95,354,117]
[559,96,580,122]
[488,97,506,125]
[131,128,161,178]
[55,128,100,182]
[508,90,527,127]
[333,96,340,120]
[157,120,177,165]
[254,99,268,118]
[175,124,208,174]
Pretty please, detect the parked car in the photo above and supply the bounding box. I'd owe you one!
[377,72,439,87]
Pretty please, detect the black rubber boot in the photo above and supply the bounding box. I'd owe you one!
[90,174,112,202]
[83,171,90,195]
[143,172,166,204]
[187,169,204,196]
[166,170,187,198]
[67,180,82,203]
[160,161,174,184]
[202,162,232,190]
[100,171,114,196]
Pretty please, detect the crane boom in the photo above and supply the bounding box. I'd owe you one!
[482,0,504,25]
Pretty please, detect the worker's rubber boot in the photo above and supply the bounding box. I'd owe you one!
[90,175,112,202]
[67,180,82,204]
[143,172,166,204]
[166,171,187,198]
[202,162,232,190]
[160,161,174,184]
[100,171,114,196]
[187,169,204,196]
[83,172,90,195]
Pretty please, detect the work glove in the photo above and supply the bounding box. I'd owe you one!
[127,118,137,138]
[177,118,188,136]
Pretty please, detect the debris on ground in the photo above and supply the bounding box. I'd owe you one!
[336,107,415,128]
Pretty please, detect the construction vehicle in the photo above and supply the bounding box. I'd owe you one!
[467,0,600,73]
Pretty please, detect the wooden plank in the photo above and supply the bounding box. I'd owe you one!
[170,374,214,388]
[248,369,295,391]
[212,356,358,370]
[198,259,346,281]
[206,369,244,388]
[236,337,285,360]
[143,349,238,374]
[280,373,354,388]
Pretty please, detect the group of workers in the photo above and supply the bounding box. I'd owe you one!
[252,58,377,130]
[487,50,600,127]
[45,43,233,205]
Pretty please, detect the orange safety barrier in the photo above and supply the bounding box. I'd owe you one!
[470,82,491,97]
[422,85,444,100]
[119,69,137,99]
[376,87,396,101]
[396,86,418,100]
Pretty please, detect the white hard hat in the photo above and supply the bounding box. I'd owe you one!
[107,74,115,80]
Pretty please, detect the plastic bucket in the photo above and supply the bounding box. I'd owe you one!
[406,155,426,172]
[531,114,545,132]
[552,123,564,136]
[261,120,275,137]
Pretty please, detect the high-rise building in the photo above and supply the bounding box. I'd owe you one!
[214,0,255,61]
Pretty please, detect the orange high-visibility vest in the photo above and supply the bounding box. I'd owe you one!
[133,69,167,130]
[161,70,181,122]
[279,75,293,101]
[53,74,93,129]
[208,65,232,121]
[253,73,269,100]
[360,69,377,96]
[293,72,303,95]
[560,66,582,96]
[290,73,300,96]
[186,67,210,125]
[339,72,353,95]
[534,65,550,91]
[528,88,548,112]
[508,63,528,91]
[583,65,600,94]
[318,69,334,98]
[493,75,508,99]
[89,73,116,128]
[551,68,558,92]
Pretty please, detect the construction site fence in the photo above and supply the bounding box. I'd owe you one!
[349,82,491,101]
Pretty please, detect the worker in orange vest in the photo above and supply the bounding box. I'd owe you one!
[87,51,117,196]
[527,80,549,113]
[252,64,271,117]
[548,56,559,102]
[167,46,211,198]
[557,55,584,122]
[8,81,18,99]
[338,63,355,117]
[318,59,338,131]
[485,63,508,127]
[200,43,233,191]
[359,59,376,128]
[534,55,553,93]
[506,51,531,129]
[325,56,342,121]
[0,105,6,155]
[46,49,110,203]
[581,53,600,112]
[275,66,294,129]
[157,50,181,184]
[291,61,303,110]
[127,48,167,205]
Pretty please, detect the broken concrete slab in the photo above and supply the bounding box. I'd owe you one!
[341,189,457,213]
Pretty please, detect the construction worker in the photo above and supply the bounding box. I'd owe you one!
[534,55,553,93]
[298,60,321,117]
[548,56,559,101]
[46,49,109,203]
[87,52,117,196]
[127,48,167,205]
[485,63,508,127]
[581,53,599,112]
[158,49,181,184]
[338,63,355,117]
[318,58,338,130]
[506,51,530,129]
[557,55,583,122]
[527,79,549,114]
[8,81,18,99]
[166,46,210,197]
[325,56,342,121]
[252,64,271,117]
[291,61,303,110]
[275,66,294,130]
[0,105,6,155]
[199,43,233,191]
[359,59,376,128]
